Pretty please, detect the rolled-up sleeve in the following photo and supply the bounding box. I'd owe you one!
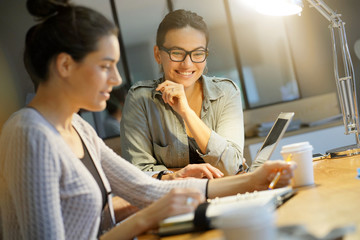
[199,80,244,175]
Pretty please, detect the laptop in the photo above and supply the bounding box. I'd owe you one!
[248,112,294,172]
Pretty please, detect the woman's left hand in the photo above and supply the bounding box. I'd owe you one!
[156,80,191,117]
[250,160,297,191]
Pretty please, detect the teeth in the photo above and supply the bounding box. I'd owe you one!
[178,71,192,76]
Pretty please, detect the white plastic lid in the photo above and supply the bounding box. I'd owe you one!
[280,141,313,154]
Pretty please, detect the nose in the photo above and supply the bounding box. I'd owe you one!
[181,53,193,66]
[110,67,122,86]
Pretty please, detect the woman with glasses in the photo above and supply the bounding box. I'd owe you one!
[121,9,245,179]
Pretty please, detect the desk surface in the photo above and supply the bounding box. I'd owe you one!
[139,155,360,240]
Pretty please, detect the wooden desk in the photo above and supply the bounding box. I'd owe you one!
[276,156,360,239]
[139,156,360,240]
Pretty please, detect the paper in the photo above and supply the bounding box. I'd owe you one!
[159,186,294,236]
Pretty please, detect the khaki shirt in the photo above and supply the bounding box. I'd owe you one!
[120,75,244,176]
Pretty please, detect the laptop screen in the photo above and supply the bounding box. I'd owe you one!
[249,112,294,172]
[256,118,289,161]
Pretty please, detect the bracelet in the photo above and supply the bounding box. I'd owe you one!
[157,170,173,180]
[157,170,166,180]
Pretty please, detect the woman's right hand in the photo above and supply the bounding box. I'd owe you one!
[156,80,191,117]
[136,188,204,230]
[101,188,204,240]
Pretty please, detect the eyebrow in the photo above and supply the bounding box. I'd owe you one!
[101,57,117,62]
[168,46,207,51]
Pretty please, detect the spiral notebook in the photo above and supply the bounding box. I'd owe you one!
[158,186,295,236]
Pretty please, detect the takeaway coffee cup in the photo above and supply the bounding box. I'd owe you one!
[280,141,314,188]
[213,205,276,240]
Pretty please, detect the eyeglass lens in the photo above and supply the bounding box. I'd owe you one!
[169,49,207,63]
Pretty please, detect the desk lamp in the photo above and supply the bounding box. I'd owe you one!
[248,0,360,158]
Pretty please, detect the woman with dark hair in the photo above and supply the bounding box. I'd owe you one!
[121,9,244,179]
[0,1,295,239]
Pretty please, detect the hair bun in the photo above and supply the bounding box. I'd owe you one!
[26,0,70,19]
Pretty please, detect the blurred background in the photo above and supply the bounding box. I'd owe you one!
[1,0,359,146]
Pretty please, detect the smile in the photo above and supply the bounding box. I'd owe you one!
[101,91,110,99]
[176,71,194,76]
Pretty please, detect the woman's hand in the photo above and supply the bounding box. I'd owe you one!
[170,163,224,179]
[136,188,204,230]
[101,188,204,240]
[156,80,190,117]
[249,160,297,191]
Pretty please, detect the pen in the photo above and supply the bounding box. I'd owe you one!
[268,154,292,190]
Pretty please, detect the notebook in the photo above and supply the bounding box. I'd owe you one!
[248,112,294,172]
[158,186,295,236]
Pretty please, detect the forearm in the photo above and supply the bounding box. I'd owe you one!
[207,173,255,198]
[182,108,211,154]
[100,212,151,240]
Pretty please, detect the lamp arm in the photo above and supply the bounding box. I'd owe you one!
[306,0,360,144]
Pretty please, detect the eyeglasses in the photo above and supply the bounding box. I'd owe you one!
[159,46,208,63]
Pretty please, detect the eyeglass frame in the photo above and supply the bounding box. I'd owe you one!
[159,46,209,63]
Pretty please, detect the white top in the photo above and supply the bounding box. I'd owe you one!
[0,108,207,240]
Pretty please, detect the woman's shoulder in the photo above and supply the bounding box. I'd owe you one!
[2,108,51,131]
[203,75,239,91]
[129,79,160,93]
[126,79,162,102]
[0,108,58,143]
[202,76,240,98]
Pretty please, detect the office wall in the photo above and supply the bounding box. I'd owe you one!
[284,0,360,101]
[0,0,359,131]
[0,1,35,129]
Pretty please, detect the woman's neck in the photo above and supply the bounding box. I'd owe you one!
[28,85,78,133]
[185,80,203,118]
[185,80,202,102]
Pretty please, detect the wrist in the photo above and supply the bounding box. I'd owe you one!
[180,107,195,120]
[156,170,174,180]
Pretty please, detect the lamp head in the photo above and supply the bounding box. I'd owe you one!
[253,0,303,16]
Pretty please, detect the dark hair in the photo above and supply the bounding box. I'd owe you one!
[156,9,209,48]
[24,0,118,89]
[106,86,128,115]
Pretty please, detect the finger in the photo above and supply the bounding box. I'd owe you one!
[267,172,277,182]
[275,178,292,187]
[163,85,176,103]
[204,165,223,178]
[163,87,173,104]
[201,167,215,179]
[156,85,164,92]
[170,190,204,213]
[156,82,167,92]
[169,89,176,105]
[156,80,173,91]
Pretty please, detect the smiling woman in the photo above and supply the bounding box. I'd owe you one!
[120,9,245,178]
